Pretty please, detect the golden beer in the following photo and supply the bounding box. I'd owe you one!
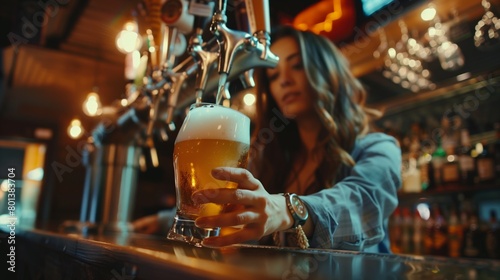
[168,103,250,246]
[174,139,249,219]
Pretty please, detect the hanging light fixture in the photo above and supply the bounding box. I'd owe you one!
[116,19,143,54]
[82,89,102,117]
[67,118,84,139]
[474,0,500,50]
[420,5,437,22]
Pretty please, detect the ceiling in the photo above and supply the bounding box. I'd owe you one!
[1,0,500,123]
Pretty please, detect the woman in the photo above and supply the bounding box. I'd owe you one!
[192,25,401,252]
[135,25,401,252]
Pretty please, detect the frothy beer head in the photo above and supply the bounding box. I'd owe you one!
[176,104,250,144]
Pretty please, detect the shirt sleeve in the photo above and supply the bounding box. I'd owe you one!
[299,133,401,250]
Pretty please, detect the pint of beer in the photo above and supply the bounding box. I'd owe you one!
[167,103,250,246]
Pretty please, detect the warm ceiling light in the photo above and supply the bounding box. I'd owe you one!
[421,7,436,21]
[82,91,102,117]
[116,20,143,54]
[67,119,84,139]
[243,93,256,106]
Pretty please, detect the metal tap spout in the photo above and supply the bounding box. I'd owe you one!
[189,31,219,103]
[211,13,255,76]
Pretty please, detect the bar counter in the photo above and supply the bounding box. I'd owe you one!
[6,227,500,279]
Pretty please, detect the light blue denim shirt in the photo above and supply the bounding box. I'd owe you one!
[300,132,401,252]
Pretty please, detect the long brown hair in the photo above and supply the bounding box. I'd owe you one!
[249,25,378,194]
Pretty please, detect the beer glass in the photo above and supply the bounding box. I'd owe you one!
[167,103,250,246]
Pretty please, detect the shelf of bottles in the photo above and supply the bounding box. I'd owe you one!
[375,74,500,259]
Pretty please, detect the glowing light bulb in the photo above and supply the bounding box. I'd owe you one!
[421,7,436,21]
[116,20,143,54]
[83,91,102,116]
[67,119,84,139]
[243,93,256,106]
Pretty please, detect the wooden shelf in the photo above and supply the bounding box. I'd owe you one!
[398,183,500,201]
[372,69,500,118]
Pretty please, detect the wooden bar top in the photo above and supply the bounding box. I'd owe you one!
[4,228,500,279]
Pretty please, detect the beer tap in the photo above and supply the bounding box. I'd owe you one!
[210,0,257,104]
[163,63,198,125]
[188,12,219,104]
[210,0,277,104]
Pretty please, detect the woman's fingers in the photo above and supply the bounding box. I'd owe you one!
[190,167,271,247]
[211,167,261,190]
[192,188,263,206]
[195,210,259,228]
[132,215,159,234]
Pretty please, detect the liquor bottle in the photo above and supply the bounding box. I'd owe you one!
[485,210,499,259]
[423,209,435,255]
[419,131,433,191]
[402,157,422,193]
[441,146,460,187]
[432,205,448,256]
[413,208,424,255]
[431,138,447,189]
[389,207,403,254]
[401,207,414,253]
[474,142,495,183]
[447,208,462,257]
[457,128,475,186]
[493,122,500,184]
[461,214,485,258]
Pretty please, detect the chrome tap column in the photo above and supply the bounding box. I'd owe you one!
[78,144,142,234]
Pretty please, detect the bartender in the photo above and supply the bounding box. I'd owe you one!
[134,25,401,252]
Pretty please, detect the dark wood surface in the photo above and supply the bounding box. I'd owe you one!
[4,228,500,279]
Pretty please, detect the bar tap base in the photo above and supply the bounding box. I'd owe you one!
[167,216,220,247]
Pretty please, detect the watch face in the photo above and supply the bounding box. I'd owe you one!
[291,195,308,220]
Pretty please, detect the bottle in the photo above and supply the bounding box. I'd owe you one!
[402,157,422,193]
[431,138,447,189]
[432,205,448,256]
[423,209,435,255]
[474,142,495,184]
[448,208,462,257]
[401,207,414,253]
[457,128,475,186]
[390,207,403,254]
[419,132,433,191]
[493,122,500,184]
[441,146,460,188]
[461,214,485,258]
[413,208,424,255]
[485,210,500,259]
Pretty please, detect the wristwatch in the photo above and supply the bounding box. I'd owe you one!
[283,193,308,229]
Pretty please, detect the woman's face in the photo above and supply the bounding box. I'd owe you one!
[266,36,315,119]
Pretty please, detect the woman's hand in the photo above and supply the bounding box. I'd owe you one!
[193,167,293,247]
[132,214,161,234]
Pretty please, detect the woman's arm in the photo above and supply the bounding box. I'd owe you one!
[300,133,401,249]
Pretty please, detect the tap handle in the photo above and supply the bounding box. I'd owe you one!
[245,0,271,60]
[244,0,270,34]
[146,29,156,68]
[240,69,256,88]
[166,71,189,124]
